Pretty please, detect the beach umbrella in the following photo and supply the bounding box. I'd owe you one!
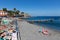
[2,19,9,25]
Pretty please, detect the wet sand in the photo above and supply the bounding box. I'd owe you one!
[18,20,60,40]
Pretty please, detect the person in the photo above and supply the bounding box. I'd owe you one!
[0,36,4,40]
[12,31,17,40]
[39,27,49,35]
[0,32,6,40]
[38,27,43,33]
[42,30,49,35]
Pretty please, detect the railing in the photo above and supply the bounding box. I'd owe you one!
[15,20,21,40]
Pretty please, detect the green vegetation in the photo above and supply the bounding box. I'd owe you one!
[7,10,14,16]
[2,8,20,17]
[2,8,30,17]
[2,8,7,12]
[21,12,24,14]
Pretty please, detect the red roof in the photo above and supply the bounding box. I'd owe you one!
[0,10,5,12]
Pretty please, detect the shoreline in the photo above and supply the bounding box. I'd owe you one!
[27,21,60,32]
[27,21,60,34]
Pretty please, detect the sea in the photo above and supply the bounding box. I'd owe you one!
[25,16,60,31]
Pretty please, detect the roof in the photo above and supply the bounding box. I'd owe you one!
[0,10,5,12]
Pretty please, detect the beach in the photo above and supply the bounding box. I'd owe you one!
[17,20,60,40]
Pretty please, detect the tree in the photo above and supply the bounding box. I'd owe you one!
[8,10,14,16]
[21,12,24,14]
[15,10,20,14]
[2,8,7,12]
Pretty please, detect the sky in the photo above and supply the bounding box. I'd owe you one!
[0,0,60,16]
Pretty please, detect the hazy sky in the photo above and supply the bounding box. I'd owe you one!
[0,0,60,16]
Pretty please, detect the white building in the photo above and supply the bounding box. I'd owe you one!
[19,13,31,18]
[0,10,8,16]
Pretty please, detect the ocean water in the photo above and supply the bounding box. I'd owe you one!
[26,16,60,31]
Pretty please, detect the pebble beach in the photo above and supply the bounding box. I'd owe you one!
[18,20,60,40]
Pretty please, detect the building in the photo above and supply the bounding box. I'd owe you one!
[0,10,8,17]
[19,13,31,18]
[23,13,31,18]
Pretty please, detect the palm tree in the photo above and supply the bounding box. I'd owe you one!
[13,8,16,12]
[13,8,17,15]
[2,8,7,12]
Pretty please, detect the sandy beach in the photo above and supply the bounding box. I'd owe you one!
[17,20,60,40]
